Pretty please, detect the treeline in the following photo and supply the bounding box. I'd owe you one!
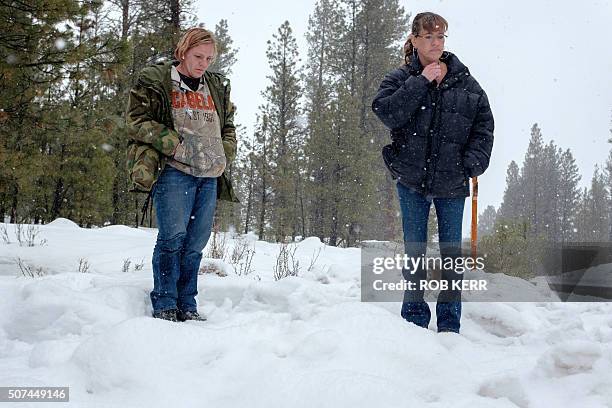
[228,0,408,245]
[1,0,410,246]
[5,0,608,250]
[0,0,235,227]
[477,123,612,277]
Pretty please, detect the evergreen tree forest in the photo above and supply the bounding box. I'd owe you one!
[1,0,200,227]
[1,0,410,246]
[2,0,611,251]
[484,122,612,244]
[480,122,612,277]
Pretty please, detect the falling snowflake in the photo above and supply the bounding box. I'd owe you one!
[55,38,66,50]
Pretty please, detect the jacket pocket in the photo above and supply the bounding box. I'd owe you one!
[382,143,400,179]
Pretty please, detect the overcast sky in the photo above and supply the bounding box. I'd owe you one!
[197,0,612,234]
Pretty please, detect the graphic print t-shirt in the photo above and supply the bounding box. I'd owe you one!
[167,66,226,177]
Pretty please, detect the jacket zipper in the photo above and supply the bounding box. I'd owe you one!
[423,86,440,193]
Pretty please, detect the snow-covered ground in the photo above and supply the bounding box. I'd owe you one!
[0,220,611,408]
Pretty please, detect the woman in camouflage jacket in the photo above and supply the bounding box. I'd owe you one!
[125,28,237,322]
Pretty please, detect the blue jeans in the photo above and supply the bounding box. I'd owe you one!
[151,166,217,313]
[396,182,465,333]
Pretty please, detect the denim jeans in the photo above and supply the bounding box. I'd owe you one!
[396,182,465,332]
[151,166,217,313]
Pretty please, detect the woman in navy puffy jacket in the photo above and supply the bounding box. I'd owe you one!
[372,12,494,333]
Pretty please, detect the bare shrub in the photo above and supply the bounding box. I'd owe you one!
[0,225,10,244]
[230,236,255,276]
[15,224,23,246]
[205,227,227,260]
[15,257,45,278]
[78,258,91,273]
[273,243,300,281]
[14,224,47,247]
[134,258,145,271]
[307,247,323,272]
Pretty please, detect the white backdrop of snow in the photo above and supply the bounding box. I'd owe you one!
[0,220,611,407]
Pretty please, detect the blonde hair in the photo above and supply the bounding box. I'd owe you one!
[403,12,448,65]
[174,28,217,61]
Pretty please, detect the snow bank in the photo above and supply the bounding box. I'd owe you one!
[0,219,610,407]
[46,218,80,229]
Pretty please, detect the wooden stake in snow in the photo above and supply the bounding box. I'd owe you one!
[471,177,479,260]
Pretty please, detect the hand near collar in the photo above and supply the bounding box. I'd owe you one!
[422,61,446,83]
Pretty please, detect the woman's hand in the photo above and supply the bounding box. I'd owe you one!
[422,62,442,82]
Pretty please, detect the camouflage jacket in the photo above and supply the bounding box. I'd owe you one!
[125,60,238,202]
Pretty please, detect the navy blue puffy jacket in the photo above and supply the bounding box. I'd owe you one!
[372,51,494,197]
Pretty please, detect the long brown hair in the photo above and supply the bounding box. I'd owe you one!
[403,12,448,65]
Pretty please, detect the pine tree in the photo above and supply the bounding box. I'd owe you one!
[590,167,609,241]
[262,21,303,242]
[209,19,238,76]
[1,0,125,225]
[303,0,345,242]
[498,132,582,244]
[478,205,498,238]
[352,0,408,242]
[498,160,522,221]
[237,131,258,235]
[1,0,82,222]
[604,136,612,240]
[576,167,609,242]
[207,19,240,232]
[103,0,147,226]
[299,0,408,246]
[540,141,561,241]
[254,112,272,239]
[558,148,581,243]
[49,5,123,226]
[521,123,546,235]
